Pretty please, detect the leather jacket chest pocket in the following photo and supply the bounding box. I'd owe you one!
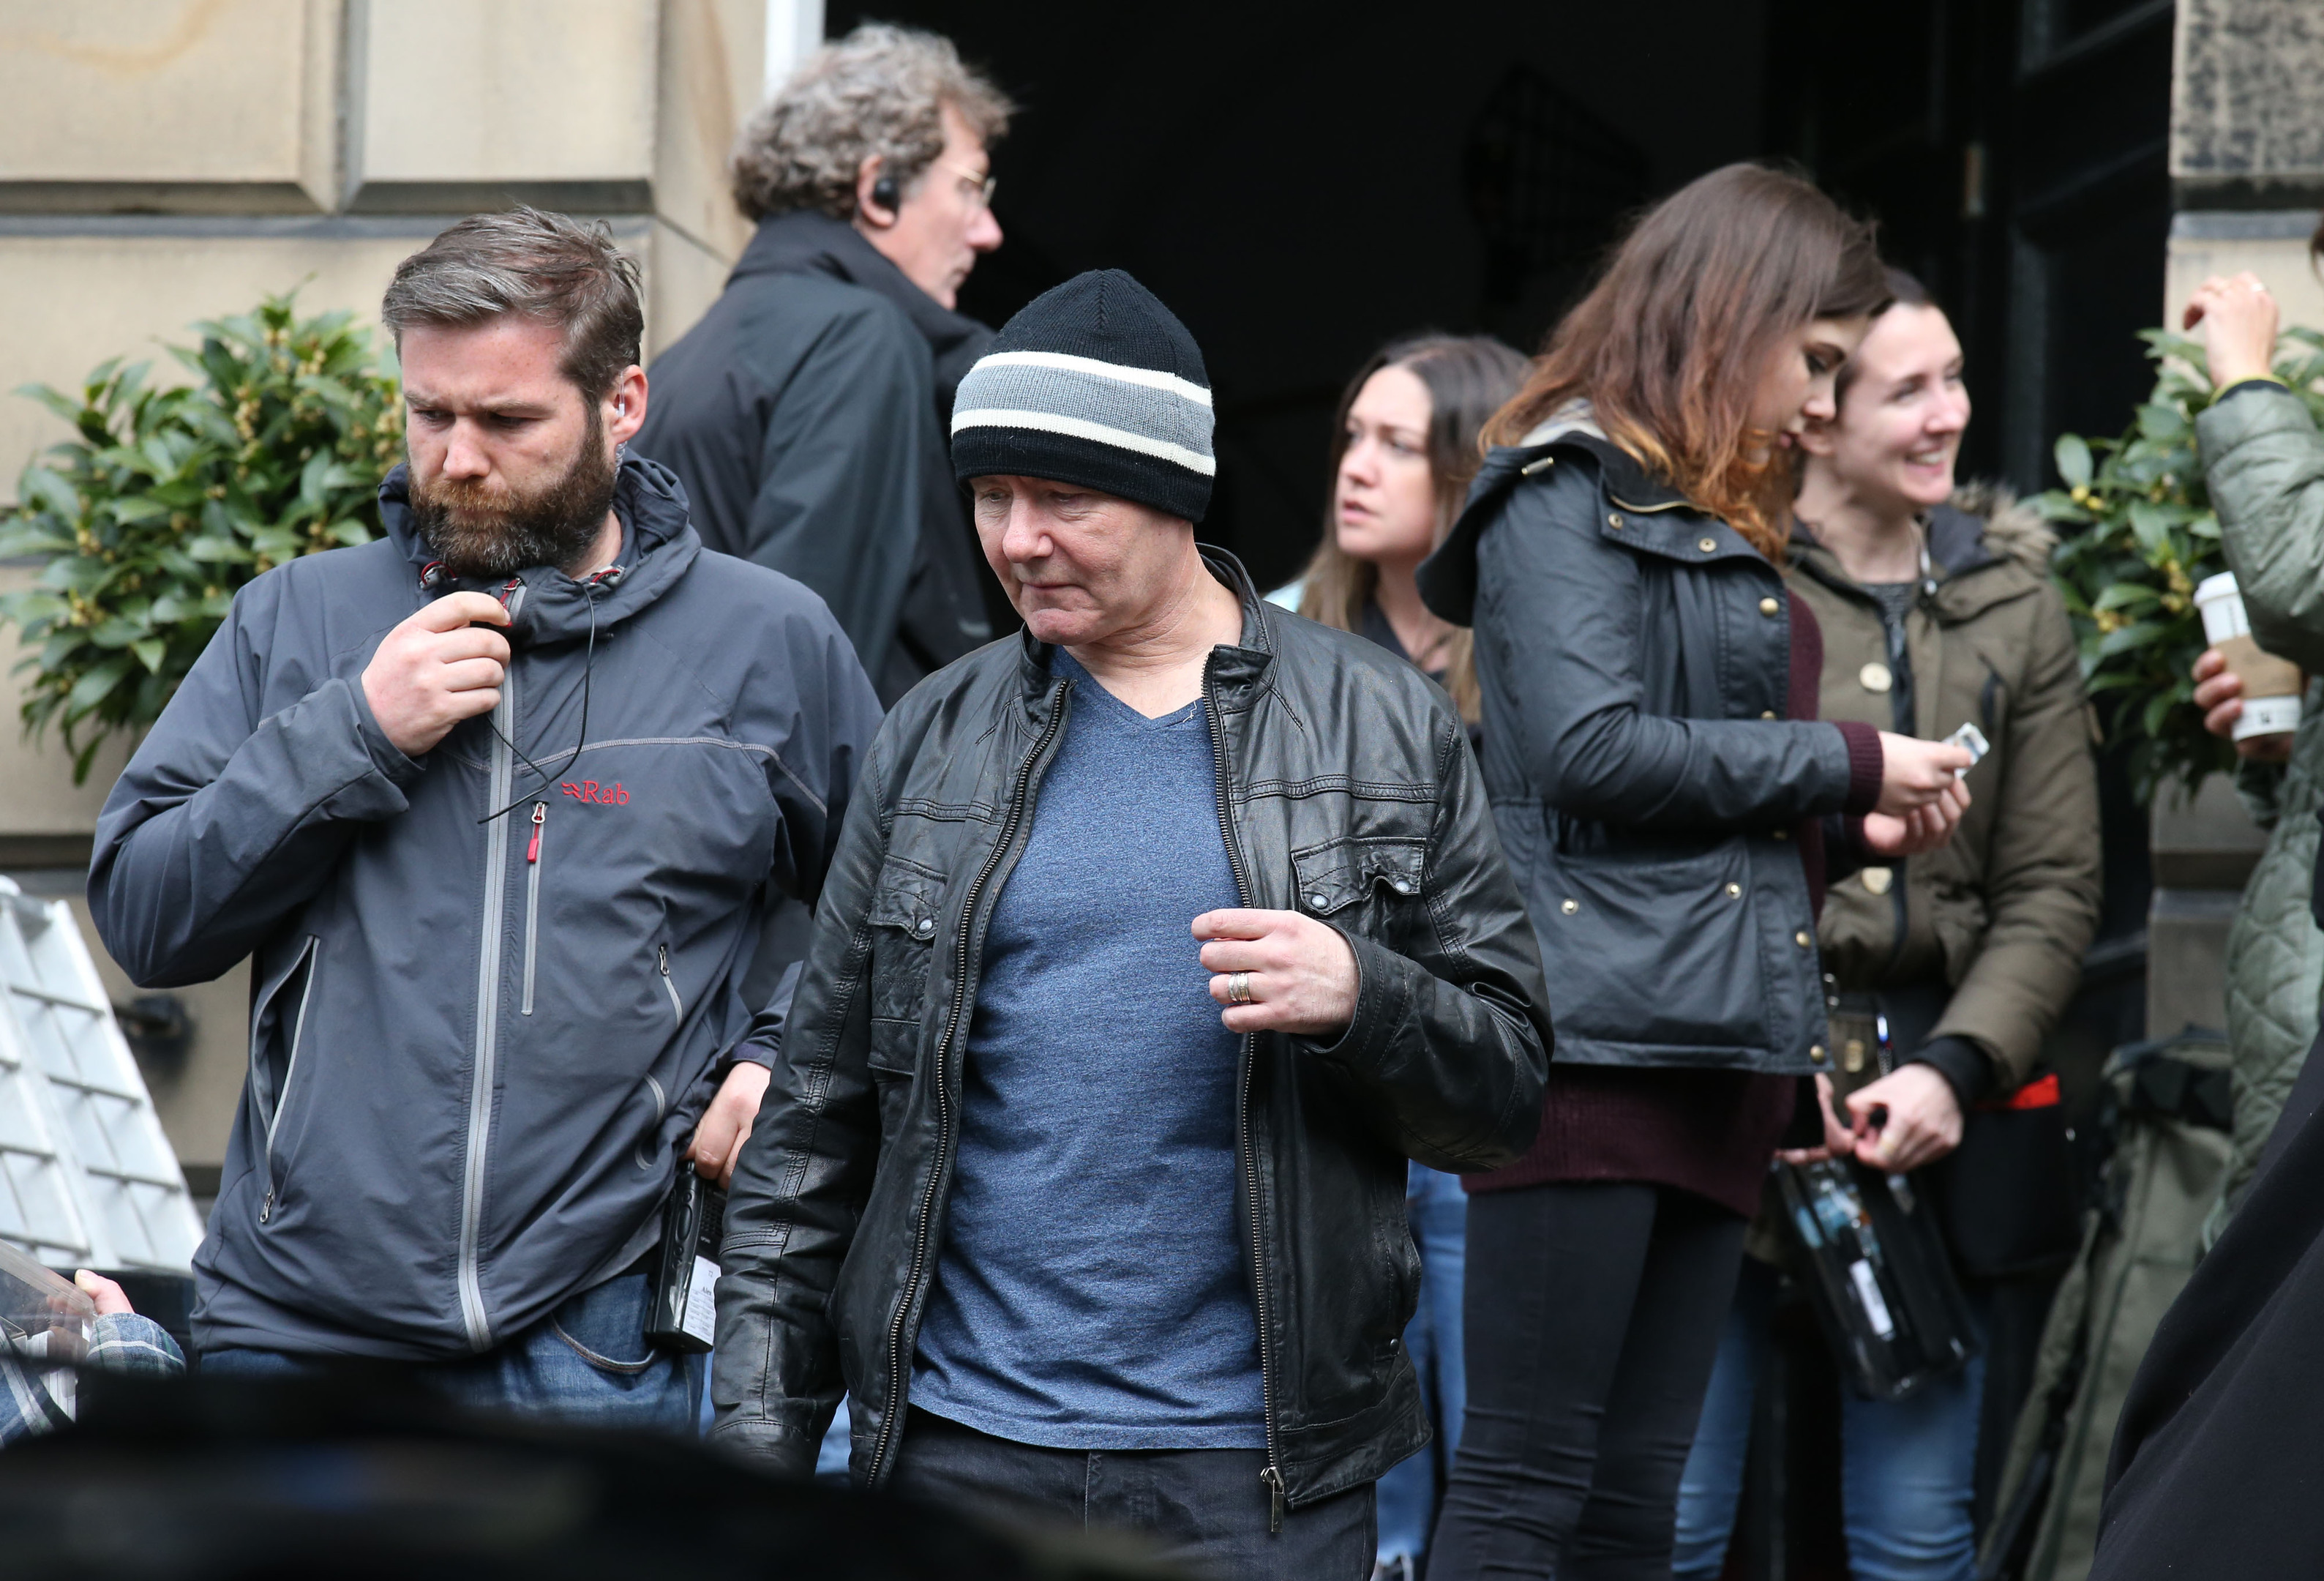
[864,861,945,1077]
[1292,837,1430,949]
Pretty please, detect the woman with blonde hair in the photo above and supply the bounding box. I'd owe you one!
[1418,163,1973,1577]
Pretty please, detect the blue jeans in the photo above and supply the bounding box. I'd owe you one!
[1377,1162,1469,1566]
[201,1268,702,1434]
[1673,1258,1987,1581]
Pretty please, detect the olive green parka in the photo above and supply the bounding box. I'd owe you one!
[1788,485,2103,1099]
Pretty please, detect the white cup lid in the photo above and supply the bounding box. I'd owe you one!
[2196,571,2241,604]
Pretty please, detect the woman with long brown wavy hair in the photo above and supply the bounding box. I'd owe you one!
[1285,334,1528,718]
[1417,164,1973,1577]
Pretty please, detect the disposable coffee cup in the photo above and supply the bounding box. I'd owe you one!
[2196,572,2304,739]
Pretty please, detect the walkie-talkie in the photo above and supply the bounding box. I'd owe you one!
[646,1167,725,1354]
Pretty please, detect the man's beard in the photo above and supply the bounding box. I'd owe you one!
[410,415,619,580]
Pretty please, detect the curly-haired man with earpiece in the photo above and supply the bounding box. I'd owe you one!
[636,23,1015,703]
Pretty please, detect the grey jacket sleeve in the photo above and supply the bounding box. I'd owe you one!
[1476,468,1858,831]
[739,301,934,688]
[724,605,887,1074]
[711,733,894,1474]
[89,574,421,987]
[1301,716,1551,1171]
[2201,387,2324,671]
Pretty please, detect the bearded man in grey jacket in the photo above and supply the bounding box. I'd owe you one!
[89,209,882,1426]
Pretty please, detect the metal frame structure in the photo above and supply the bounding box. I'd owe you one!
[0,878,200,1270]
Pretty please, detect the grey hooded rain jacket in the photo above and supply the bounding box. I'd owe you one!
[91,457,883,1360]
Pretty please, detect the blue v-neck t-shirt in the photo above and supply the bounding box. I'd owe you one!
[909,648,1264,1449]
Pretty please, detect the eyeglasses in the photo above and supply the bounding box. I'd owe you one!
[938,160,998,212]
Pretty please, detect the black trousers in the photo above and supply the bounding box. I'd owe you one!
[888,1410,1376,1581]
[1429,1181,1747,1581]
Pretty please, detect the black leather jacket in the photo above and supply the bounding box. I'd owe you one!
[1422,417,1873,1076]
[713,550,1551,1511]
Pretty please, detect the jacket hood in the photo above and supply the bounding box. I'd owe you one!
[733,210,992,397]
[378,454,702,645]
[1788,476,2053,618]
[1945,480,2054,573]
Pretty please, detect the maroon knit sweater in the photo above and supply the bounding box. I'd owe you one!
[1467,592,1883,1217]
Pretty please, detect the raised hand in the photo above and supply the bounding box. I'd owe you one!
[360,591,512,757]
[2182,272,2280,391]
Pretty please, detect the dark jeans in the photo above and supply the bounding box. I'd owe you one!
[1430,1181,1747,1581]
[890,1410,1376,1581]
[200,1269,702,1435]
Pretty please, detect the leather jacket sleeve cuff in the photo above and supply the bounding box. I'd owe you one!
[1297,927,1406,1071]
[1835,721,1883,816]
[1906,1034,1995,1110]
[707,1417,820,1479]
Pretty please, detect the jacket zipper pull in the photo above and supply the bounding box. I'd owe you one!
[259,1187,274,1224]
[659,943,671,978]
[527,802,545,863]
[1262,1464,1285,1533]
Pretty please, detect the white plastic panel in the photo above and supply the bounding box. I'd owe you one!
[0,880,200,1270]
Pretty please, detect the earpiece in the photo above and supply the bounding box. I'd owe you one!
[871,174,900,216]
[615,399,628,418]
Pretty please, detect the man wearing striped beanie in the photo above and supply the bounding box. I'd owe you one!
[716,272,1551,1580]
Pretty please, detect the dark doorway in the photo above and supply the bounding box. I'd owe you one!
[1763,0,2172,968]
[828,0,1772,592]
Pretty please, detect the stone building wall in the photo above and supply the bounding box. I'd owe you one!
[0,0,779,1185]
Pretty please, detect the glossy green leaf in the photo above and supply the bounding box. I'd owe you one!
[0,288,396,777]
[2055,434,2093,490]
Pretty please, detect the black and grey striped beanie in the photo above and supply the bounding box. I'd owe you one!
[951,269,1213,523]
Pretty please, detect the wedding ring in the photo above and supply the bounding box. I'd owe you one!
[1227,971,1253,1005]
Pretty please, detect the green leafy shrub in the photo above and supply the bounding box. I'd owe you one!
[2041,326,2324,804]
[0,292,402,780]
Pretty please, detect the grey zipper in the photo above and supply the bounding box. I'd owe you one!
[865,677,1071,1488]
[458,657,519,1353]
[521,803,546,1017]
[257,938,319,1226]
[1202,651,1286,1531]
[658,943,683,1023]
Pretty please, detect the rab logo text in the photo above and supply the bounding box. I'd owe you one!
[559,780,629,805]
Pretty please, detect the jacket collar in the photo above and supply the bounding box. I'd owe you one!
[732,210,989,371]
[379,454,702,643]
[1012,545,1275,709]
[1515,400,1693,512]
[1788,500,2032,622]
[1419,414,1726,626]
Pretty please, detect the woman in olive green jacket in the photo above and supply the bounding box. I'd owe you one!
[1675,272,2102,1581]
